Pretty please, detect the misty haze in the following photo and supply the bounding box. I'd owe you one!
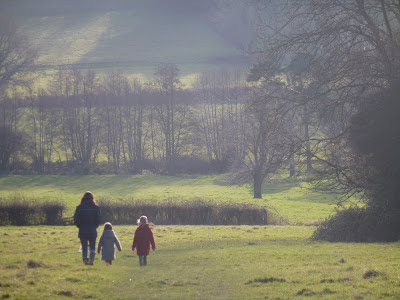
[0,1,399,299]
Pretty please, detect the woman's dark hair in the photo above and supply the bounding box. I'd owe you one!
[80,191,98,206]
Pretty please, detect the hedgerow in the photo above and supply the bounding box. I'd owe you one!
[0,197,65,225]
[98,199,268,225]
[0,196,271,226]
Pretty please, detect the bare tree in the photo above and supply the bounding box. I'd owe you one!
[27,90,59,173]
[232,81,293,198]
[194,67,247,172]
[121,78,147,174]
[151,64,189,175]
[0,16,37,92]
[251,52,318,176]
[50,67,101,174]
[0,125,23,172]
[99,71,127,172]
[0,16,37,172]
[250,0,400,196]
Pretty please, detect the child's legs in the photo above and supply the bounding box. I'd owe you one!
[80,239,88,258]
[138,256,147,266]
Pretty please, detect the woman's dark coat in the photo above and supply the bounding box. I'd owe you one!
[73,202,101,239]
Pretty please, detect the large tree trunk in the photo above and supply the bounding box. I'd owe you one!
[289,146,295,178]
[304,104,312,173]
[253,172,263,199]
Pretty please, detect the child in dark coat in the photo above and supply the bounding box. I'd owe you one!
[97,222,122,265]
[132,216,156,266]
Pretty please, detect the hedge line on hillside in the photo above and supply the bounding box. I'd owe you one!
[99,200,268,225]
[0,199,270,226]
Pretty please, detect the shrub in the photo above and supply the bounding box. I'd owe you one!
[311,205,400,242]
[98,199,268,225]
[173,156,226,175]
[41,203,66,225]
[0,197,66,226]
[134,156,230,176]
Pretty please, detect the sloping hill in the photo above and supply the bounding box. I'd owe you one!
[1,0,250,76]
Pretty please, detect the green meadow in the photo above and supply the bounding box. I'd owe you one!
[1,175,399,299]
[1,225,400,299]
[0,175,338,224]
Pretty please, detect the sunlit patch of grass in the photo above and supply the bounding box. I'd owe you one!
[24,12,113,65]
[18,1,250,94]
[22,4,241,72]
[180,72,201,87]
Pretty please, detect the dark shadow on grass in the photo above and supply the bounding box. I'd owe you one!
[245,277,286,285]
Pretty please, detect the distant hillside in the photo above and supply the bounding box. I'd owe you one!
[0,0,253,76]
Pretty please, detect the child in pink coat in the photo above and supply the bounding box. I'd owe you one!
[132,216,156,266]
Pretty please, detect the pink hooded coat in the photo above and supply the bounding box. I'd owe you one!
[132,224,156,256]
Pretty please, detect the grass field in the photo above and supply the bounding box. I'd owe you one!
[0,175,339,224]
[2,175,393,300]
[12,1,249,88]
[22,8,237,68]
[1,225,400,299]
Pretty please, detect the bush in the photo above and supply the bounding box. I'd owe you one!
[0,197,66,225]
[311,205,400,242]
[99,199,268,225]
[132,156,230,176]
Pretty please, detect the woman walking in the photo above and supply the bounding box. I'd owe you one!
[73,191,102,265]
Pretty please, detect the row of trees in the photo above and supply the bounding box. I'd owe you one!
[0,14,336,200]
[0,64,315,198]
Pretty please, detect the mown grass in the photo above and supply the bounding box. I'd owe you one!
[1,225,400,299]
[0,175,340,224]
